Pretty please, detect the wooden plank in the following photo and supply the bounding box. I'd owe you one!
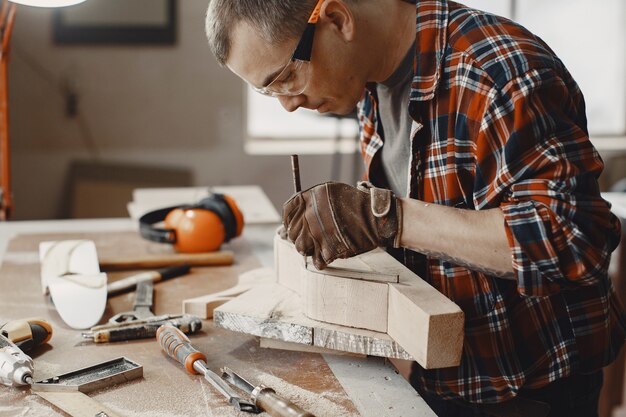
[275,237,399,294]
[214,283,413,360]
[259,338,366,357]
[313,327,412,360]
[274,235,305,294]
[273,237,464,367]
[214,283,313,344]
[305,264,399,284]
[182,267,275,318]
[388,283,464,369]
[304,268,388,333]
[358,247,464,368]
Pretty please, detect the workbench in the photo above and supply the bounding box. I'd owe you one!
[0,218,435,417]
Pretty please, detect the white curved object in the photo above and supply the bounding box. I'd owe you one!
[39,240,107,329]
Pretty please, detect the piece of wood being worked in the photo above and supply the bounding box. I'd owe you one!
[274,234,305,294]
[214,282,413,360]
[259,338,366,357]
[304,268,389,333]
[183,267,275,318]
[388,282,464,369]
[356,244,465,368]
[275,234,399,290]
[274,235,465,368]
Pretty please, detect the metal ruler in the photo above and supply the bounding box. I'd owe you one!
[35,391,124,417]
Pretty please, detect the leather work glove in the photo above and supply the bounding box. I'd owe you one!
[282,181,402,270]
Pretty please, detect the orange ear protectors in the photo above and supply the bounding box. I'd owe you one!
[139,194,244,253]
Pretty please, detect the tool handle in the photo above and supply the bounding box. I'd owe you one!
[89,314,202,343]
[159,264,191,281]
[256,388,315,417]
[0,318,52,352]
[156,324,206,375]
[100,251,234,271]
[291,155,302,193]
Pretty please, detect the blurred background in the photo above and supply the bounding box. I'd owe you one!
[5,0,626,220]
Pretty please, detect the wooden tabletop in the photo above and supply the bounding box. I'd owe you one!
[0,220,433,417]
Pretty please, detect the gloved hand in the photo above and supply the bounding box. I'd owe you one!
[282,181,402,270]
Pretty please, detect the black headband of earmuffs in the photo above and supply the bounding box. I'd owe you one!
[139,193,238,244]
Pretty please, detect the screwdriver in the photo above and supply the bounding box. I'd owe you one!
[156,324,315,417]
[156,324,258,413]
[0,318,53,352]
[0,332,34,387]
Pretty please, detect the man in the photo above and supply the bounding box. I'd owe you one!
[205,0,625,415]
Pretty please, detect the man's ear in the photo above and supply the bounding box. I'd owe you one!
[320,0,355,42]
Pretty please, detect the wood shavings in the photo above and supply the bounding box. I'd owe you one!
[252,371,360,417]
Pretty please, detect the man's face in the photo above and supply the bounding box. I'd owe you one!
[226,15,366,116]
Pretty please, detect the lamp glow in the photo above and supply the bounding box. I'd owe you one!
[8,0,86,7]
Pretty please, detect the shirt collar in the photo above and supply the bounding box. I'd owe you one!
[410,0,450,101]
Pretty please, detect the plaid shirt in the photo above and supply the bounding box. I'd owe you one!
[357,0,625,404]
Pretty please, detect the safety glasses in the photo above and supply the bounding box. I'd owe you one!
[253,0,324,97]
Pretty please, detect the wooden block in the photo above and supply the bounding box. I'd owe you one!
[215,283,313,344]
[306,263,398,284]
[304,268,388,333]
[274,235,305,294]
[259,338,366,357]
[183,287,252,319]
[182,267,274,318]
[388,283,464,369]
[313,326,412,360]
[214,283,413,360]
[321,251,399,283]
[272,236,464,368]
[275,237,398,295]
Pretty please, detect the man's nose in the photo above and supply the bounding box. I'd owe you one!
[278,94,306,112]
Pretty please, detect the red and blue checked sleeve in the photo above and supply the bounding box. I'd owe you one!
[477,68,621,297]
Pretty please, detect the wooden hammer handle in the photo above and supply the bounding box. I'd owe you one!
[100,251,234,271]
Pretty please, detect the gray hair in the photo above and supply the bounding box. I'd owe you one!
[206,0,319,66]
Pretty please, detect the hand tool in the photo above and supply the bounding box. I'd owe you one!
[107,264,191,295]
[0,332,34,387]
[291,154,302,193]
[83,280,202,342]
[108,280,157,323]
[31,357,142,417]
[0,317,52,352]
[32,357,142,393]
[222,367,315,417]
[156,324,259,413]
[83,313,202,343]
[99,250,234,271]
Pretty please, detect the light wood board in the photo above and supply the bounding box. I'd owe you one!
[259,338,366,357]
[182,267,275,318]
[274,235,465,369]
[214,282,413,360]
[305,269,389,333]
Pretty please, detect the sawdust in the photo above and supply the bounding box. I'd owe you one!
[0,393,63,417]
[83,368,360,417]
[252,371,360,417]
[33,358,70,379]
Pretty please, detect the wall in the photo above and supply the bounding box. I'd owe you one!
[8,1,357,220]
